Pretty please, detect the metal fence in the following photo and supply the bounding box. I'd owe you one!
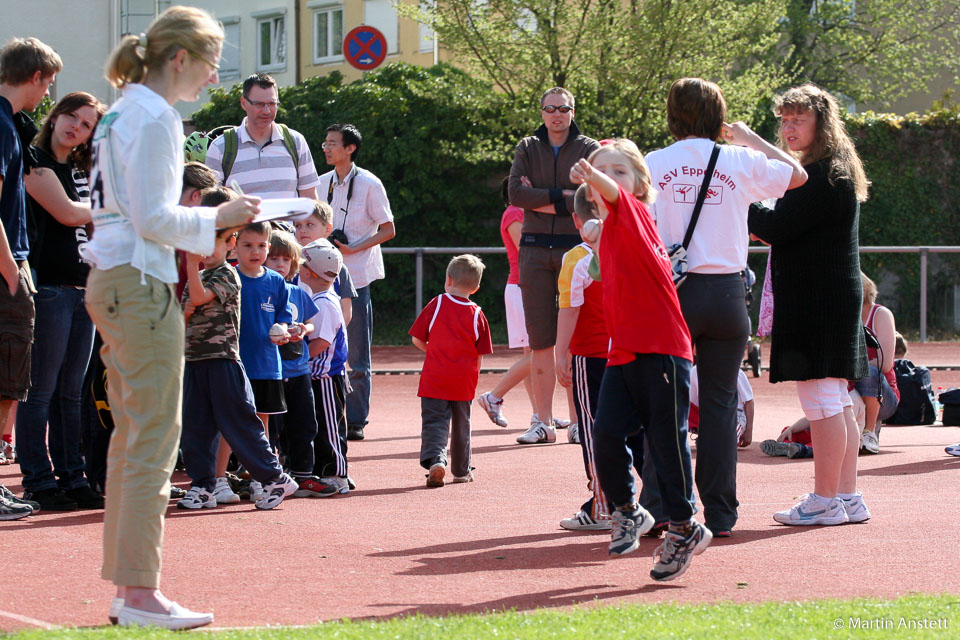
[383,246,960,342]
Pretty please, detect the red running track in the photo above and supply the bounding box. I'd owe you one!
[1,343,959,631]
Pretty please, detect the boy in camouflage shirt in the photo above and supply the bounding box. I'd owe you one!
[178,188,297,511]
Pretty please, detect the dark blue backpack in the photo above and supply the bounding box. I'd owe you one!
[885,359,936,425]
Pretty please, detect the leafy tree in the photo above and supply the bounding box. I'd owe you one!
[401,0,791,146]
[776,0,960,107]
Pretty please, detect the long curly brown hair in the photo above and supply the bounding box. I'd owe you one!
[774,84,870,203]
[33,91,106,172]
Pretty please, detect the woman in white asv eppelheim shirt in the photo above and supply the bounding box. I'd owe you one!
[641,77,807,537]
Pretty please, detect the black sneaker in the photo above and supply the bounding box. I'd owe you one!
[169,486,187,499]
[650,521,712,581]
[347,427,365,441]
[65,485,105,509]
[24,488,78,511]
[0,496,32,520]
[0,484,39,512]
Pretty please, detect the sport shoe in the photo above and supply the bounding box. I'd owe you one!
[946,443,960,457]
[650,521,712,581]
[0,496,32,520]
[773,493,849,526]
[319,476,350,494]
[0,440,13,461]
[567,422,580,444]
[553,417,570,429]
[294,476,337,497]
[426,463,446,487]
[249,480,263,502]
[255,473,298,510]
[0,484,38,512]
[451,470,474,483]
[840,493,871,523]
[609,505,655,556]
[860,429,879,454]
[560,510,612,531]
[760,439,802,458]
[516,421,556,444]
[65,485,105,509]
[177,486,216,510]
[23,488,78,511]
[642,522,669,538]
[477,392,508,427]
[213,477,241,504]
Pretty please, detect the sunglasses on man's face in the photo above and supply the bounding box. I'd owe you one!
[542,105,573,114]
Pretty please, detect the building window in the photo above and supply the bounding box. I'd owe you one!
[363,0,398,54]
[256,14,287,71]
[219,18,241,81]
[313,4,344,63]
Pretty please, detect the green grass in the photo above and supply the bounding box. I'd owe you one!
[4,594,958,639]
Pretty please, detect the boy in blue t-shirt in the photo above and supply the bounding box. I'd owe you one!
[235,222,292,500]
[266,230,337,498]
[300,240,350,494]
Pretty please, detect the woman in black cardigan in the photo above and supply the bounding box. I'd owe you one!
[748,84,869,527]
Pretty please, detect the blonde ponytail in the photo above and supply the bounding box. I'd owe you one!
[105,34,147,89]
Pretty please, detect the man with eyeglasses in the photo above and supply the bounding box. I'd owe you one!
[508,87,600,445]
[205,73,319,200]
[319,123,395,442]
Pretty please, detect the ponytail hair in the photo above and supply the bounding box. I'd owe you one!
[105,5,223,89]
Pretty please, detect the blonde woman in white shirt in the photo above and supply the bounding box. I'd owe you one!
[642,78,806,537]
[83,6,258,630]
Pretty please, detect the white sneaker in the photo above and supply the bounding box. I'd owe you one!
[567,422,580,444]
[840,493,871,523]
[516,421,556,444]
[176,486,216,510]
[320,476,350,494]
[946,443,960,457]
[213,477,240,504]
[477,392,508,427]
[553,417,570,429]
[255,473,299,510]
[560,510,612,531]
[249,480,263,502]
[108,597,124,624]
[773,493,848,526]
[860,429,879,454]
[451,470,474,483]
[118,602,213,630]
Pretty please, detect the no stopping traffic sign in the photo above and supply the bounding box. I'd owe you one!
[343,25,387,71]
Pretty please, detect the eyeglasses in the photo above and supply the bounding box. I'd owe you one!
[246,98,280,110]
[542,105,573,114]
[321,142,339,150]
[188,50,220,71]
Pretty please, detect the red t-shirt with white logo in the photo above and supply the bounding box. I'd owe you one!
[409,293,494,401]
[599,186,692,366]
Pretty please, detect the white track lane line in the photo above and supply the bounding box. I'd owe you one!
[0,609,58,630]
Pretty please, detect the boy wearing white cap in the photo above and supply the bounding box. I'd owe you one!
[300,241,351,493]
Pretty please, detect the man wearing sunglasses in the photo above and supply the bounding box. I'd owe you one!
[206,73,320,200]
[507,87,600,445]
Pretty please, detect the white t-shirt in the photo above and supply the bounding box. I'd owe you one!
[646,138,793,274]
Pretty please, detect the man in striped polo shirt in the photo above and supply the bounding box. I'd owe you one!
[205,74,319,199]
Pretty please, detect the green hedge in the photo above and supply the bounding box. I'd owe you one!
[190,65,960,342]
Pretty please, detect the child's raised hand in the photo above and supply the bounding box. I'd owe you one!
[569,158,594,185]
[287,323,306,342]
